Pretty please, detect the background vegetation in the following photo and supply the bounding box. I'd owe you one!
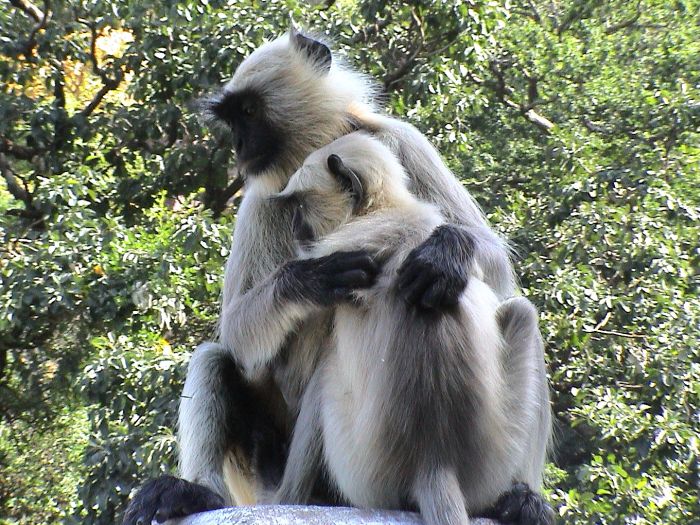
[1,0,698,523]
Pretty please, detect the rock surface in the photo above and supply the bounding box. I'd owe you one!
[171,505,500,525]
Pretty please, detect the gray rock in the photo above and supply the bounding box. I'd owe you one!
[170,505,500,525]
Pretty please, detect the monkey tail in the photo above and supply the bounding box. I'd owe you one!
[412,467,470,525]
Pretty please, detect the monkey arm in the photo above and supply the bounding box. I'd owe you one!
[219,251,378,379]
[370,117,516,301]
[219,270,315,380]
[429,223,514,303]
[308,205,440,262]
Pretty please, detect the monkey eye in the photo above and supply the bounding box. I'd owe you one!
[241,101,256,117]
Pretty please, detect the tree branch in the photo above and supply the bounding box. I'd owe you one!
[526,0,542,23]
[556,7,581,36]
[74,19,123,117]
[22,0,49,58]
[8,0,44,23]
[556,0,603,36]
[210,175,244,216]
[53,66,65,108]
[0,154,42,224]
[383,8,425,91]
[80,19,121,86]
[582,117,609,134]
[79,83,115,117]
[479,61,556,133]
[0,154,31,204]
[0,137,40,160]
[503,97,555,132]
[350,17,391,45]
[605,1,642,34]
[0,347,6,385]
[526,74,538,106]
[221,176,244,204]
[582,327,645,339]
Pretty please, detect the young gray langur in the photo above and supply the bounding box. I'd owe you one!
[271,131,553,525]
[123,29,552,525]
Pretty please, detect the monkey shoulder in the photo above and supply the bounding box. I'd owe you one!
[359,113,434,157]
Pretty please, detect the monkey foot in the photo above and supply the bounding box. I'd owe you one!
[122,475,226,525]
[483,482,555,525]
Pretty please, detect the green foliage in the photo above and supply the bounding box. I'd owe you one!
[0,407,88,524]
[0,1,698,524]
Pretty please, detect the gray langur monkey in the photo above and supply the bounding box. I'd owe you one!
[271,131,553,525]
[123,28,553,525]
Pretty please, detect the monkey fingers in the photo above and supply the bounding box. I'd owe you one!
[397,251,459,311]
[320,250,378,275]
[333,268,376,288]
[281,250,379,306]
[401,270,437,308]
[317,251,379,290]
[320,255,379,303]
[397,224,474,311]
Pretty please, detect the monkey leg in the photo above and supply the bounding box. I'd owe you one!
[179,342,288,506]
[123,343,289,524]
[123,342,243,524]
[179,342,253,504]
[492,298,555,525]
[272,366,324,505]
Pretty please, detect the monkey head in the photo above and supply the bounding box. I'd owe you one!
[274,132,413,246]
[203,29,376,179]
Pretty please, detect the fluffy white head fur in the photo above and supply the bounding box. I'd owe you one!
[225,31,377,114]
[220,32,379,184]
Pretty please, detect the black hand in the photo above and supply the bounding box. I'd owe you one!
[122,475,225,525]
[396,224,475,311]
[278,250,379,306]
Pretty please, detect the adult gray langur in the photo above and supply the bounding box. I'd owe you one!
[123,29,552,525]
[271,131,553,525]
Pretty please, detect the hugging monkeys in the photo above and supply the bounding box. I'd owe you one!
[124,29,553,525]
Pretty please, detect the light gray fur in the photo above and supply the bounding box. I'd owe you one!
[496,296,553,486]
[179,342,238,504]
[272,133,551,525]
[179,31,544,505]
[354,112,516,300]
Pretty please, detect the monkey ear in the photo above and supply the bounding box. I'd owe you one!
[288,15,300,35]
[292,32,332,73]
[327,154,364,212]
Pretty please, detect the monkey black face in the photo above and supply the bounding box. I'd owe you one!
[272,193,316,246]
[209,88,285,175]
[291,200,316,246]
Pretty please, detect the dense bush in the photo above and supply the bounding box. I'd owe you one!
[1,1,697,524]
